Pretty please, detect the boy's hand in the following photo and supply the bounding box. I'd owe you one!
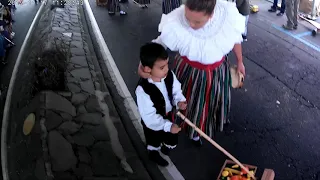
[170,124,181,134]
[178,101,187,110]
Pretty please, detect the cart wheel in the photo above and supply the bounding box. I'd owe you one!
[312,29,317,36]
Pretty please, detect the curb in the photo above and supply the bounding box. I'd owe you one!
[82,0,185,179]
[1,2,47,180]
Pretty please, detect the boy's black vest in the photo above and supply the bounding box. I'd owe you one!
[138,71,174,117]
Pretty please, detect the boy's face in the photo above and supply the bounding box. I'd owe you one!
[144,58,169,80]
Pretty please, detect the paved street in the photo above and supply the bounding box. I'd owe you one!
[89,0,320,180]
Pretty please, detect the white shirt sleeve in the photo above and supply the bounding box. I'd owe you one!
[136,86,173,132]
[171,72,186,107]
[152,36,168,49]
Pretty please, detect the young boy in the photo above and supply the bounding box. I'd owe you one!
[135,42,187,167]
[235,0,250,41]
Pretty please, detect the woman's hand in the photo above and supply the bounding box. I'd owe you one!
[237,62,246,76]
[233,43,245,76]
[138,63,151,79]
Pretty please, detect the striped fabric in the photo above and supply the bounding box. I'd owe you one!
[107,0,121,12]
[173,54,231,139]
[162,0,182,14]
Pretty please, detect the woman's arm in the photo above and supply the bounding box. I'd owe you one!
[233,43,246,76]
[138,35,167,78]
[137,62,151,79]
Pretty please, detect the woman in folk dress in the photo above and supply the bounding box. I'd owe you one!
[138,0,246,146]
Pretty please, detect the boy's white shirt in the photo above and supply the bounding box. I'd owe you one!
[135,71,186,132]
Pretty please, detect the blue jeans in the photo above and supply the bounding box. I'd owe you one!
[272,0,286,13]
[244,15,249,36]
[0,36,6,57]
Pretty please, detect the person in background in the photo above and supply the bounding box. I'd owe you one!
[0,35,6,65]
[268,0,286,16]
[162,0,181,14]
[133,0,150,8]
[235,0,250,41]
[283,0,299,30]
[107,0,127,16]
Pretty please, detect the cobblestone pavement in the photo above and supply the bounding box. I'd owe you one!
[6,4,152,180]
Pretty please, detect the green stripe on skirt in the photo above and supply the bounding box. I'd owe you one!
[173,54,231,139]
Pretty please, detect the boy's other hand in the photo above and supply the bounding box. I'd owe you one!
[170,124,181,134]
[178,101,187,110]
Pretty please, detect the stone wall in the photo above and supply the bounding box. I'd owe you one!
[4,3,152,180]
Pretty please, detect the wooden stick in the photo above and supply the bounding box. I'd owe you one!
[176,111,256,179]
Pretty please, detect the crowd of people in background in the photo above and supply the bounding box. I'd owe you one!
[269,0,300,30]
[99,0,251,41]
[0,1,15,65]
[0,0,42,66]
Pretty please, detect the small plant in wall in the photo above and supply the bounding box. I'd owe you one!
[33,39,69,92]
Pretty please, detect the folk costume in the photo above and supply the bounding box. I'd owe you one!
[153,2,246,139]
[136,70,186,151]
[162,0,181,14]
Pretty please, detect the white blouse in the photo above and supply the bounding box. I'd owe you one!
[153,1,246,65]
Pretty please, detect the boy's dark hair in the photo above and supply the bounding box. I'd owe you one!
[140,43,168,68]
[186,0,216,15]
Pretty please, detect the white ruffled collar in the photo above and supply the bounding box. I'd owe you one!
[158,1,246,64]
[178,4,228,39]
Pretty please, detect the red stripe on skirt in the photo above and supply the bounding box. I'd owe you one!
[181,56,225,70]
[200,70,212,131]
[180,73,193,128]
[179,56,225,131]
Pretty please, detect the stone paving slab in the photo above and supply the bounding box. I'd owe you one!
[44,5,151,180]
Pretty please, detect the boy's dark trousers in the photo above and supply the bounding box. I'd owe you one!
[141,112,178,150]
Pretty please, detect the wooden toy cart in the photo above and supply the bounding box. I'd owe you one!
[176,112,275,180]
[217,160,275,180]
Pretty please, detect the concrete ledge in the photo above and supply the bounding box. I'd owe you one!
[82,0,185,179]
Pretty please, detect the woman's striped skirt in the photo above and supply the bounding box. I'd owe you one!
[173,55,231,139]
[162,0,181,14]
